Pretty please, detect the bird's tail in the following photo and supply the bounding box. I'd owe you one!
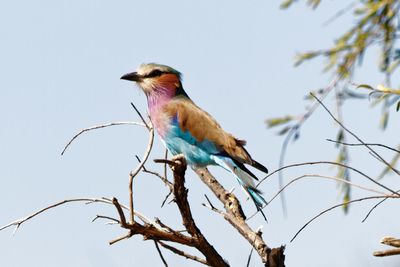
[211,156,267,219]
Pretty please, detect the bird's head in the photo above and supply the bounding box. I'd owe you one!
[121,63,183,96]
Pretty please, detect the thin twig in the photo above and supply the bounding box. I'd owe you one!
[326,139,400,154]
[91,215,120,224]
[257,160,400,196]
[109,232,133,245]
[277,74,345,216]
[158,241,210,266]
[161,191,173,208]
[131,102,149,129]
[128,120,154,223]
[154,241,169,267]
[249,173,387,221]
[136,155,173,190]
[164,149,168,181]
[311,92,400,176]
[0,198,117,232]
[61,121,145,155]
[361,189,400,222]
[290,195,400,242]
[268,174,388,204]
[246,247,254,267]
[204,194,217,210]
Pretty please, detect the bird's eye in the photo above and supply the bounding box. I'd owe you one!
[146,69,163,78]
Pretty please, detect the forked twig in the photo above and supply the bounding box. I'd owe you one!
[311,93,400,176]
[290,195,400,242]
[61,121,145,155]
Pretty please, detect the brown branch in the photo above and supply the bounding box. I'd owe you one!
[373,236,400,257]
[381,237,400,248]
[194,168,285,267]
[374,248,400,257]
[157,156,228,267]
[61,121,145,155]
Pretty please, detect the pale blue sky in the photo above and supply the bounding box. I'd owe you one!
[1,1,399,266]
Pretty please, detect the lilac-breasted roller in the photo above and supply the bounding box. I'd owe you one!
[121,63,268,214]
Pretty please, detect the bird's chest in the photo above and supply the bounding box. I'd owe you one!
[149,106,174,139]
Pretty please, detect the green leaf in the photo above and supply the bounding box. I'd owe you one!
[342,192,350,214]
[396,101,400,112]
[355,83,374,90]
[265,116,293,128]
[280,0,294,9]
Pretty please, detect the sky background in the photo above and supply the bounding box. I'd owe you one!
[1,0,399,266]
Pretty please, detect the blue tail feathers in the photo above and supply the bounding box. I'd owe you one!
[211,155,268,220]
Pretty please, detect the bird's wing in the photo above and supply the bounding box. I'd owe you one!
[163,98,253,163]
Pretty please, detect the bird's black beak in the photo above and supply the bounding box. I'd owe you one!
[120,71,141,82]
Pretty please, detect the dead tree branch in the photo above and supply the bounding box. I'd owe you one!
[155,156,228,266]
[374,237,400,257]
[311,92,400,176]
[61,121,146,155]
[290,195,400,242]
[194,168,285,267]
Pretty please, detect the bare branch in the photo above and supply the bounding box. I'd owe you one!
[109,231,133,245]
[158,241,210,266]
[130,102,150,129]
[311,92,400,176]
[267,174,388,205]
[61,121,145,155]
[374,248,400,257]
[381,237,400,248]
[194,168,286,267]
[128,120,154,223]
[246,247,254,267]
[326,139,400,154]
[361,189,400,222]
[290,195,400,242]
[154,241,169,267]
[91,215,120,224]
[136,155,173,190]
[157,155,228,267]
[112,198,128,227]
[257,161,400,197]
[276,73,346,216]
[0,198,117,232]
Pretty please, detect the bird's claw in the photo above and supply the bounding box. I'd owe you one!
[171,154,186,165]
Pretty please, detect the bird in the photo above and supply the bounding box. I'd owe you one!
[121,63,268,216]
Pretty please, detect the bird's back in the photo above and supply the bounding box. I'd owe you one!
[161,97,253,165]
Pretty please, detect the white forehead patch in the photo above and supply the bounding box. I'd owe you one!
[136,63,180,77]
